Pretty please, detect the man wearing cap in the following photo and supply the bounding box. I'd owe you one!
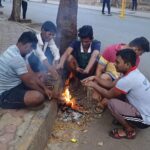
[27,21,60,78]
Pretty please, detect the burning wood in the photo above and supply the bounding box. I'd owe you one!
[61,72,85,113]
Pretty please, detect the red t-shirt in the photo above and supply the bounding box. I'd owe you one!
[102,43,140,66]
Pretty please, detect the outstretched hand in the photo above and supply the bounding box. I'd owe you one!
[48,66,59,80]
[82,80,95,88]
[81,76,96,84]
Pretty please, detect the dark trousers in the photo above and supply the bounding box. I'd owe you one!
[28,48,54,72]
[22,1,28,19]
[102,0,111,14]
[0,0,2,6]
[132,0,137,11]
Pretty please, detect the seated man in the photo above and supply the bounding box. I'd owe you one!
[0,31,53,109]
[27,21,60,77]
[57,25,101,80]
[82,49,150,139]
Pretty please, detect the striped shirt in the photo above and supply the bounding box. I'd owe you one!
[0,45,28,95]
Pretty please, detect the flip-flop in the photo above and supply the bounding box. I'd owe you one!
[93,103,105,114]
[109,128,136,139]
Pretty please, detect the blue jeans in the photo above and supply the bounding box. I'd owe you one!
[102,0,111,14]
[28,47,54,72]
[132,0,137,10]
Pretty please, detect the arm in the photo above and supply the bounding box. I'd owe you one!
[84,50,100,74]
[57,47,73,69]
[95,76,118,89]
[96,55,108,77]
[82,76,116,89]
[20,71,52,99]
[49,39,60,62]
[86,81,122,99]
[96,63,105,77]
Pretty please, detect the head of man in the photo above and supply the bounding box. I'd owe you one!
[41,21,57,42]
[115,49,136,74]
[17,31,38,57]
[128,37,150,56]
[78,25,93,49]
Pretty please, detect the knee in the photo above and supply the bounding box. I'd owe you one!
[24,91,45,107]
[33,91,45,104]
[101,73,112,81]
[107,99,117,112]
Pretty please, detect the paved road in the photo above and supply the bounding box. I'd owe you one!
[1,1,150,77]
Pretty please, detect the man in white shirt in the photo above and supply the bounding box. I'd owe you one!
[27,21,60,78]
[82,49,150,139]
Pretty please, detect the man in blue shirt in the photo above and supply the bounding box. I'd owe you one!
[57,25,101,80]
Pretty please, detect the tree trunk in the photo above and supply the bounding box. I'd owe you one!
[56,0,78,55]
[9,0,21,21]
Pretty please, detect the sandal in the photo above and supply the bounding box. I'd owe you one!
[109,128,136,139]
[93,102,105,114]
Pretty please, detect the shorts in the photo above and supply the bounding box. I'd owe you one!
[105,63,120,80]
[108,99,150,129]
[0,83,30,109]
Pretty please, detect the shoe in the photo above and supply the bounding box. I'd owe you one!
[0,5,4,8]
[102,12,105,15]
[107,13,112,16]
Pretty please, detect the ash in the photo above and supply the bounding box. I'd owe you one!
[58,107,83,122]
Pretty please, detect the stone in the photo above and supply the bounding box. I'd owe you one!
[0,133,14,144]
[5,125,17,133]
[0,142,8,150]
[0,113,23,130]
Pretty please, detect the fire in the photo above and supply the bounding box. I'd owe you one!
[62,86,76,109]
[62,72,79,110]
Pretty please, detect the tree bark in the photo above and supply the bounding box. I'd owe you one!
[9,0,21,21]
[56,0,78,55]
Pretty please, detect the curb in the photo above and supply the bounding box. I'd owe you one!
[15,101,58,150]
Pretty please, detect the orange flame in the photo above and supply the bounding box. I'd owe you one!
[62,86,76,109]
[62,72,81,111]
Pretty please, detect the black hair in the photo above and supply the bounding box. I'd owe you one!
[41,21,57,33]
[116,49,136,67]
[129,37,150,52]
[17,31,38,45]
[78,25,93,40]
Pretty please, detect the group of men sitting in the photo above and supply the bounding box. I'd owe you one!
[0,20,150,139]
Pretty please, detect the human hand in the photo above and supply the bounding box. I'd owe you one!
[56,63,63,70]
[76,67,84,73]
[82,81,94,88]
[81,76,96,84]
[82,68,89,74]
[48,66,59,80]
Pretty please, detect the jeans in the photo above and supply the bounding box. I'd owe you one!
[28,48,54,72]
[102,0,111,14]
[132,0,137,11]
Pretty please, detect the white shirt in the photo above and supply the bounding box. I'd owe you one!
[28,33,60,64]
[115,67,150,125]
